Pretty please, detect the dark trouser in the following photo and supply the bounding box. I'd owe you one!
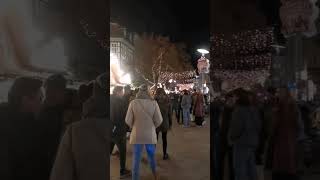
[220,146,235,180]
[272,172,299,180]
[156,131,168,156]
[195,116,204,126]
[173,106,181,123]
[255,132,268,164]
[265,139,274,170]
[233,146,257,180]
[212,107,221,180]
[111,136,127,173]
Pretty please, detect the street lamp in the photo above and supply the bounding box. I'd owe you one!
[197,49,209,57]
[196,49,210,93]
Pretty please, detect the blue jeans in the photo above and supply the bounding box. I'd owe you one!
[182,108,190,127]
[233,146,257,180]
[132,144,156,180]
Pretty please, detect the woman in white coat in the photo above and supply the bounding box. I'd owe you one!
[125,84,163,180]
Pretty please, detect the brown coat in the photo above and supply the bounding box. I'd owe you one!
[126,99,163,144]
[50,118,109,180]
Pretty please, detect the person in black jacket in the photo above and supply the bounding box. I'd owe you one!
[110,86,131,178]
[155,88,172,160]
[0,77,45,180]
[37,74,67,179]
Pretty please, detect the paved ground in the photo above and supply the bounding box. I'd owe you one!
[111,117,210,180]
[111,115,320,180]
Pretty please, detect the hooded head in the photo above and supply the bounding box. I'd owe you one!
[136,84,151,99]
[82,73,108,118]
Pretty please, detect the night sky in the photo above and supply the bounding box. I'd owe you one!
[110,0,286,63]
[110,0,210,63]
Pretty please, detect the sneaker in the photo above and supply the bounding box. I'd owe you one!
[163,153,169,160]
[120,169,131,179]
[202,121,206,126]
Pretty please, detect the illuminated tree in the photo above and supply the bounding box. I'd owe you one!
[134,34,193,85]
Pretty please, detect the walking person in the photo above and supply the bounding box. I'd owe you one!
[172,92,181,124]
[181,90,192,128]
[50,73,109,180]
[211,96,224,180]
[38,74,67,178]
[125,84,163,180]
[229,90,261,180]
[220,94,236,180]
[191,89,197,122]
[154,88,172,160]
[110,86,131,178]
[272,87,300,180]
[193,91,206,127]
[123,85,133,140]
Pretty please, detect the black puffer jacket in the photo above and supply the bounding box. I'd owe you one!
[110,94,127,139]
[155,98,172,133]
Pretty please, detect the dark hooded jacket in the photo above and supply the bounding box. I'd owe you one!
[110,94,127,139]
[50,73,109,180]
[155,96,172,132]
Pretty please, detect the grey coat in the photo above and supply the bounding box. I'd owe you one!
[181,95,192,109]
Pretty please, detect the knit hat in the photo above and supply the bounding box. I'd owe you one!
[83,73,108,118]
[136,84,151,99]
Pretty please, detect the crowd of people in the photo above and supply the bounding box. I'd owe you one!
[8,71,320,180]
[0,74,208,180]
[110,85,209,180]
[212,86,320,180]
[0,73,109,180]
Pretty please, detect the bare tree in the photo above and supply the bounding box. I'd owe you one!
[134,34,193,85]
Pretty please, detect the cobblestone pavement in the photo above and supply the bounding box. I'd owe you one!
[111,117,210,180]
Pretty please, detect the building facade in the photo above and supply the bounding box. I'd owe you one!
[110,22,135,72]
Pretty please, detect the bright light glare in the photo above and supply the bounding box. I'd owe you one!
[197,49,209,54]
[110,53,131,85]
[120,73,131,84]
[169,79,173,83]
[110,53,120,66]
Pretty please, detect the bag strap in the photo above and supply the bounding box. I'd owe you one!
[137,100,155,120]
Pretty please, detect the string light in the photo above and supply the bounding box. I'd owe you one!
[213,70,270,92]
[209,28,273,91]
[159,71,196,84]
[210,27,273,70]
